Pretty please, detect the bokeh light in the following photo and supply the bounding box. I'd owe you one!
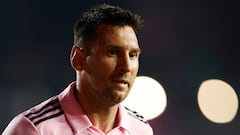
[122,76,167,120]
[197,79,239,124]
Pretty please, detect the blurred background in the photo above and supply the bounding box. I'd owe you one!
[1,0,239,134]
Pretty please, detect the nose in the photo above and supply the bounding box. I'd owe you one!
[117,54,131,73]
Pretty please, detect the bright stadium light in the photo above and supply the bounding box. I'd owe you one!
[197,79,239,124]
[123,76,167,120]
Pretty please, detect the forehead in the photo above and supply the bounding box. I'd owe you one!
[93,24,139,50]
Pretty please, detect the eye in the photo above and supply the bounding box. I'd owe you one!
[107,49,119,57]
[129,51,139,59]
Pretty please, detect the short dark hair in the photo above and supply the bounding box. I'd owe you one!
[73,4,143,49]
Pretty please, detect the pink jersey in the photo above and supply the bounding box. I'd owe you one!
[3,82,153,135]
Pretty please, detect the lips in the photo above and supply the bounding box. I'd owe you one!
[112,79,130,87]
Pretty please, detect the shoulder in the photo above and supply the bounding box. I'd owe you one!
[24,96,64,126]
[3,96,66,135]
[2,114,39,135]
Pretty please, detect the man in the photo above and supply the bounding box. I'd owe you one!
[3,4,153,135]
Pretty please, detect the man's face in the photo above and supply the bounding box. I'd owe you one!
[82,24,140,105]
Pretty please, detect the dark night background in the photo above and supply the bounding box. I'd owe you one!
[1,0,240,134]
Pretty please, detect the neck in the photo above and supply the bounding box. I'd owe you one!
[88,106,119,133]
[74,86,119,133]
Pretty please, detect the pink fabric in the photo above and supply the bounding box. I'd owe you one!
[2,82,153,135]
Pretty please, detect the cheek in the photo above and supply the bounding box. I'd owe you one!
[132,61,139,74]
[99,58,117,72]
[86,56,117,76]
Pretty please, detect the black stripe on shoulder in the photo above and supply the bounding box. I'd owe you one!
[28,104,62,121]
[25,96,64,125]
[34,110,64,126]
[25,97,59,118]
[125,107,149,124]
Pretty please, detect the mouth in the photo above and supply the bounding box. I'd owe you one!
[112,79,130,88]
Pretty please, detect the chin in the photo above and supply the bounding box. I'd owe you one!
[111,92,129,104]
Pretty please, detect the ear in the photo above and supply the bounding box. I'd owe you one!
[70,46,86,71]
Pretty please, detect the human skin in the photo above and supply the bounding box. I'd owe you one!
[71,24,140,132]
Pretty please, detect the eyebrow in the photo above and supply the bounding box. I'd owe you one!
[104,44,141,53]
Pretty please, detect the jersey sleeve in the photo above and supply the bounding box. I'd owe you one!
[2,114,39,135]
